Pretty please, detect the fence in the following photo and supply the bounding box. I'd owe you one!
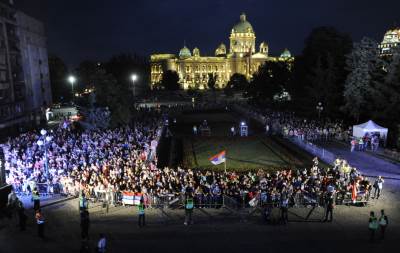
[232,105,338,165]
[286,137,337,165]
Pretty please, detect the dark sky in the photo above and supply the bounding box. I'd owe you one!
[15,0,400,67]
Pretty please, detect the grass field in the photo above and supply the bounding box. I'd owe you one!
[183,136,303,171]
[174,110,310,172]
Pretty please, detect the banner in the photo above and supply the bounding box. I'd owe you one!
[122,192,142,206]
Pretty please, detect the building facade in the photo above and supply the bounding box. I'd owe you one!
[150,13,294,90]
[16,11,51,111]
[0,0,51,133]
[379,27,400,56]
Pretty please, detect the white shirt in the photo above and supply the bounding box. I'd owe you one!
[98,238,106,252]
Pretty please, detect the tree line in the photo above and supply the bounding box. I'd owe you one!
[49,53,149,127]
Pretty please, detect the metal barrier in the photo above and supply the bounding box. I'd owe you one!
[286,137,337,164]
[232,105,338,165]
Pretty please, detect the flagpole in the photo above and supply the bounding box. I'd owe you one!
[224,158,227,174]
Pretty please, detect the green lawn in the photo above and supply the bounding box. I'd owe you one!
[176,110,314,172]
[183,136,303,172]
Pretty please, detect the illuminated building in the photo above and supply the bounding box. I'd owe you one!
[150,13,294,89]
[379,27,400,56]
[0,0,51,133]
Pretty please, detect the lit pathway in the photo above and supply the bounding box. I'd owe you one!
[318,141,400,180]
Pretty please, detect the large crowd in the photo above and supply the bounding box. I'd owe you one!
[3,110,161,200]
[2,105,376,210]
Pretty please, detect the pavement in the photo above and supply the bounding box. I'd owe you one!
[317,141,400,181]
[0,190,398,253]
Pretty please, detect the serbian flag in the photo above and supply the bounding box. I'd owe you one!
[209,150,226,165]
[122,192,143,205]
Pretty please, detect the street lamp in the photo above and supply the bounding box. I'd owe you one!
[68,75,76,103]
[131,74,138,97]
[37,129,52,179]
[316,102,324,119]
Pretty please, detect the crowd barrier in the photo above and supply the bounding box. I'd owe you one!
[286,137,337,165]
[232,105,338,165]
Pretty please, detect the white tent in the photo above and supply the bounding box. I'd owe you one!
[352,120,388,140]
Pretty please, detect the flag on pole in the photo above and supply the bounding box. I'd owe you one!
[209,150,226,165]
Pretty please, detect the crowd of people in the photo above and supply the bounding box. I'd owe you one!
[350,134,380,152]
[1,104,391,250]
[2,103,382,211]
[3,109,162,202]
[3,114,375,213]
[244,108,350,142]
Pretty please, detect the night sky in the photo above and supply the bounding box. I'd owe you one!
[15,0,400,67]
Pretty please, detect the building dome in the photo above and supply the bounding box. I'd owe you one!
[179,46,191,59]
[193,47,200,57]
[380,28,400,56]
[280,48,291,58]
[259,42,268,54]
[382,28,400,44]
[215,43,227,56]
[231,13,254,34]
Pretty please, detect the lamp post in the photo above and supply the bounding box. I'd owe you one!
[130,74,138,97]
[316,102,324,119]
[37,129,52,179]
[68,75,76,104]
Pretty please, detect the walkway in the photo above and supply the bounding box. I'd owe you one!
[318,141,400,180]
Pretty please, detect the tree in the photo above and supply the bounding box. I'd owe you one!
[105,54,150,96]
[48,55,69,103]
[292,27,352,117]
[246,61,292,106]
[93,69,133,127]
[159,70,181,90]
[373,47,400,147]
[224,73,248,96]
[343,37,380,122]
[76,60,100,91]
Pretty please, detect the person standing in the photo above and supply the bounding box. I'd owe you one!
[97,234,106,253]
[280,196,289,224]
[79,191,89,213]
[184,193,194,226]
[7,188,17,208]
[378,209,388,240]
[323,193,334,222]
[16,199,27,231]
[32,188,41,211]
[35,209,45,239]
[350,139,356,152]
[80,210,90,239]
[358,138,364,151]
[373,176,384,199]
[138,197,145,228]
[368,211,379,242]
